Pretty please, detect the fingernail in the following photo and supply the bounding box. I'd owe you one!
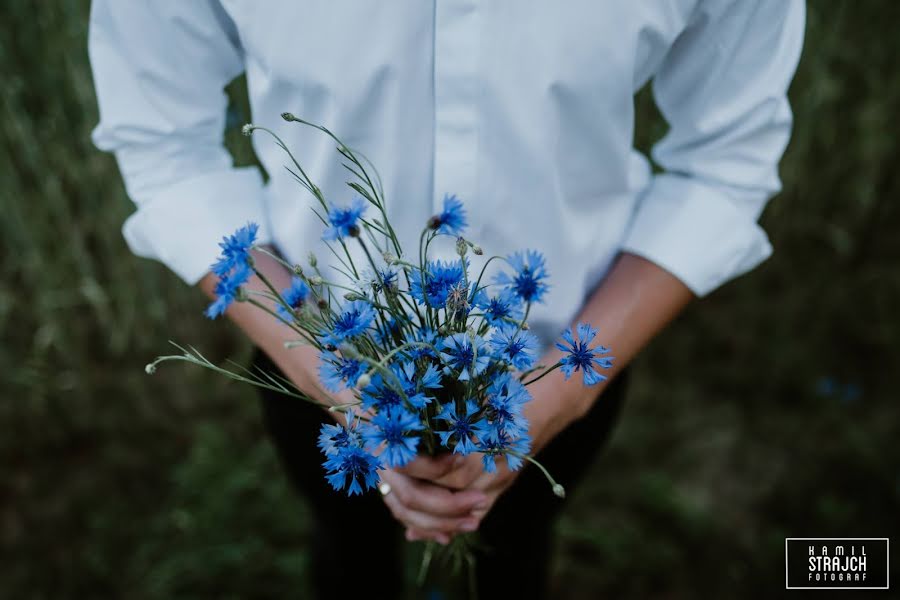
[460,520,478,532]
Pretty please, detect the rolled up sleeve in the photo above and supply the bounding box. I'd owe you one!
[621,0,805,296]
[89,0,270,284]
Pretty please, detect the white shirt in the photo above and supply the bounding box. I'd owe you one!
[89,0,804,341]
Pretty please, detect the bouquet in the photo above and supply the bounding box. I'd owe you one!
[148,114,613,585]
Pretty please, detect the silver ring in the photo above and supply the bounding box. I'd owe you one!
[378,482,392,497]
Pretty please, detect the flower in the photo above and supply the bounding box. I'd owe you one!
[409,259,466,308]
[318,418,361,456]
[431,193,467,235]
[440,333,490,381]
[319,412,381,496]
[363,407,423,467]
[489,324,539,370]
[205,222,259,318]
[357,266,398,296]
[390,361,436,409]
[555,322,614,385]
[485,373,531,438]
[323,197,367,241]
[495,250,549,304]
[205,261,251,319]
[321,300,376,346]
[477,429,532,473]
[360,373,415,411]
[322,443,382,496]
[402,328,443,360]
[277,276,310,320]
[436,400,483,455]
[210,222,259,277]
[480,289,524,326]
[319,350,367,392]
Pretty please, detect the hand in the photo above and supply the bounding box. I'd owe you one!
[378,454,489,545]
[399,373,578,538]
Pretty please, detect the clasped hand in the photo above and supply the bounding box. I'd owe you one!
[379,451,520,545]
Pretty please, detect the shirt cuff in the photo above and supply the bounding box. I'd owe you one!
[620,173,773,296]
[121,167,271,284]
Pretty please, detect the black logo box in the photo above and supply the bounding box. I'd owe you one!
[786,538,889,589]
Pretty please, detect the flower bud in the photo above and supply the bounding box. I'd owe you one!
[552,484,566,498]
[427,215,442,230]
[317,298,328,310]
[309,276,324,286]
[520,321,530,330]
[307,252,318,268]
[241,123,255,136]
[235,287,249,302]
[292,264,304,276]
[344,292,364,301]
[356,372,371,388]
[281,112,298,122]
[145,363,157,375]
[456,236,468,257]
[382,252,397,265]
[472,245,483,256]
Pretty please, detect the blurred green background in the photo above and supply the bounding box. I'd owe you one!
[2,1,898,598]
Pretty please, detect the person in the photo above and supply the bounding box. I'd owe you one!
[89,1,805,597]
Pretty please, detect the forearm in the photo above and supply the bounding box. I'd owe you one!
[198,248,347,410]
[527,252,694,449]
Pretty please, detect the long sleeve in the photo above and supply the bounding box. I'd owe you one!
[621,0,805,296]
[89,0,270,284]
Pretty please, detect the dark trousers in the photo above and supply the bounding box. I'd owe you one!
[254,350,628,599]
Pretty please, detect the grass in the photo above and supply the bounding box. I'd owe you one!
[2,1,898,598]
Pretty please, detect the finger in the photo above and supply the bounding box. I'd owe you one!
[396,453,462,481]
[433,461,484,490]
[384,476,480,533]
[400,476,488,518]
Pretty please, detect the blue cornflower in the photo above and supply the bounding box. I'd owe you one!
[205,223,259,318]
[476,428,532,473]
[360,373,405,412]
[495,250,549,304]
[205,261,251,319]
[440,333,490,381]
[210,222,259,277]
[321,300,376,346]
[323,197,367,241]
[390,362,435,409]
[402,328,443,361]
[319,411,381,495]
[431,193,468,235]
[359,266,398,296]
[489,324,539,370]
[363,407,423,467]
[485,373,531,438]
[409,259,466,307]
[317,417,361,457]
[480,289,524,326]
[277,276,310,320]
[436,400,483,455]
[322,444,382,496]
[318,350,367,393]
[555,322,614,386]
